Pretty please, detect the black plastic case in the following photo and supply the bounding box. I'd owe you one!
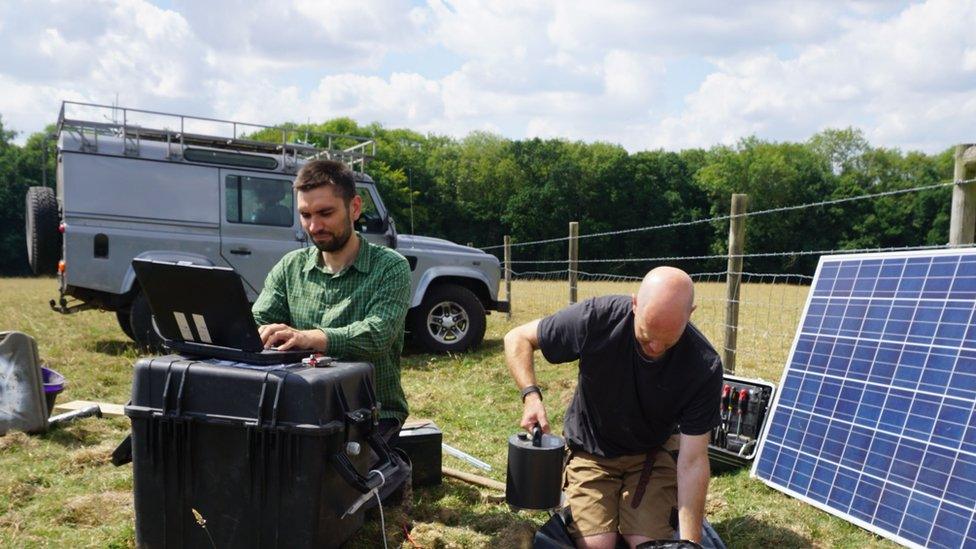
[707,373,776,473]
[125,355,391,549]
[396,421,443,486]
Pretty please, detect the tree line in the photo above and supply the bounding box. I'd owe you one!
[0,115,955,277]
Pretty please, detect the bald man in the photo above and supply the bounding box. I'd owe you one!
[504,267,722,547]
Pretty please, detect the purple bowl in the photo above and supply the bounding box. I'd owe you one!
[41,366,65,415]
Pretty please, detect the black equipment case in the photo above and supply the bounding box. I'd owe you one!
[125,355,401,549]
[395,420,443,487]
[707,373,776,473]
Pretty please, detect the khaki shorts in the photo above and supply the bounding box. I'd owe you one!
[564,434,680,540]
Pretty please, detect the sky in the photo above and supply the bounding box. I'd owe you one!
[0,0,974,153]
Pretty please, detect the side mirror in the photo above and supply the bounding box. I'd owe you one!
[386,216,397,249]
[364,215,386,233]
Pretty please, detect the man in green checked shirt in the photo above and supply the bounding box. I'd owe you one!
[252,159,411,440]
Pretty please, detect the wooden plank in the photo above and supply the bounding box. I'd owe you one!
[442,466,506,493]
[52,400,125,417]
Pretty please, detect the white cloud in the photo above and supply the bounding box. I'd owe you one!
[173,0,426,72]
[0,0,972,155]
[646,0,976,151]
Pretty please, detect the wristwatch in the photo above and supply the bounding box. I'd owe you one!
[520,384,543,402]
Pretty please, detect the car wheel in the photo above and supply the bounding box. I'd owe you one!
[116,308,135,340]
[410,284,486,353]
[25,186,61,275]
[129,290,164,350]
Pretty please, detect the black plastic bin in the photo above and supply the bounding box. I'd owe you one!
[126,355,399,549]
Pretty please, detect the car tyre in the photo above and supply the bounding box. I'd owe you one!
[116,308,136,340]
[25,186,61,275]
[410,284,486,353]
[129,290,164,350]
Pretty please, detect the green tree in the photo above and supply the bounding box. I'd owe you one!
[696,137,838,274]
[0,119,57,276]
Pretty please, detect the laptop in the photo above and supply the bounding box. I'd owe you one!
[131,258,315,365]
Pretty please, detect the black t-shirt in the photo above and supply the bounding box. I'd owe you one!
[538,295,723,458]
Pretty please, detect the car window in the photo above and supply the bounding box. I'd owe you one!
[225,175,294,227]
[357,188,382,229]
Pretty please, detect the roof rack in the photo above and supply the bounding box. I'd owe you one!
[56,100,375,172]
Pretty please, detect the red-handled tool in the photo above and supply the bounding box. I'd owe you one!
[736,388,749,436]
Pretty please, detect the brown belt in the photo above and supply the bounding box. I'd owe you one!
[631,449,658,509]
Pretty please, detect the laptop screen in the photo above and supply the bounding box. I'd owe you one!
[131,259,264,352]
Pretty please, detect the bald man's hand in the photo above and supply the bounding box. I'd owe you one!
[520,393,550,433]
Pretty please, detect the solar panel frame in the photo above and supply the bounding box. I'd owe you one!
[751,248,976,549]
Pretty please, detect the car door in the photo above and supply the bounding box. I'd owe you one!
[219,170,306,299]
[356,183,395,248]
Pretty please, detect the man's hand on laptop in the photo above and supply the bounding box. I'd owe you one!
[258,324,327,352]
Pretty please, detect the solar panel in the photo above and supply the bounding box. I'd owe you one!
[752,249,976,549]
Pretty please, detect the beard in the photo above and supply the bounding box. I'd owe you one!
[310,223,354,253]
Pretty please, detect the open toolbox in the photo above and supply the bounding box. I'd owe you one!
[707,373,776,473]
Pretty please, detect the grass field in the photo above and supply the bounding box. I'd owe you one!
[0,277,896,548]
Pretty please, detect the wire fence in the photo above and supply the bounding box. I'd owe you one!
[504,269,812,379]
[493,176,976,381]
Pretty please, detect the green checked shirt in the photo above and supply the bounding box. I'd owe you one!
[252,234,411,422]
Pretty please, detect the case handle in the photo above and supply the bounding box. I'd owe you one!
[331,430,400,494]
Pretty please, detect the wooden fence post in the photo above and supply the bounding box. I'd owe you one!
[503,235,512,320]
[950,144,976,245]
[724,194,748,373]
[569,222,579,305]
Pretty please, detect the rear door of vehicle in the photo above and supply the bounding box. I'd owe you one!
[219,170,306,299]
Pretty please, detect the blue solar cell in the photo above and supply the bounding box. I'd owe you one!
[813,379,841,415]
[929,507,967,548]
[832,276,855,296]
[849,475,883,522]
[835,383,861,421]
[946,454,976,508]
[841,427,872,470]
[946,355,976,399]
[880,259,905,276]
[754,250,976,548]
[893,351,924,387]
[849,343,877,380]
[809,461,835,499]
[950,275,976,300]
[900,493,939,545]
[932,400,968,447]
[875,484,911,532]
[917,447,953,498]
[897,276,925,299]
[822,423,847,461]
[827,468,858,509]
[919,368,951,395]
[827,343,856,375]
[875,276,899,298]
[889,440,925,485]
[840,304,867,336]
[935,302,971,346]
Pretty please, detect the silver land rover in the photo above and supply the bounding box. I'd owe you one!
[25,101,508,352]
